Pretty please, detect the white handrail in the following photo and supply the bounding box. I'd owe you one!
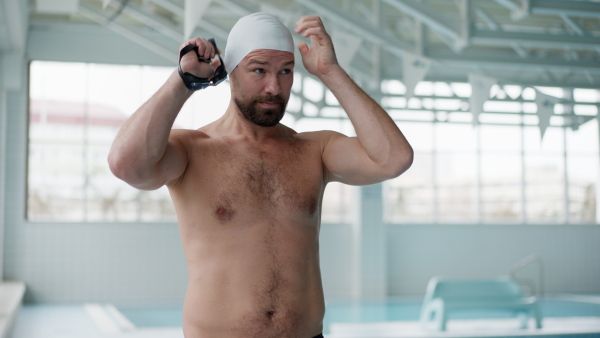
[509,254,544,299]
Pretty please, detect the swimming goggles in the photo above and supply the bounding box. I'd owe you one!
[178,38,228,91]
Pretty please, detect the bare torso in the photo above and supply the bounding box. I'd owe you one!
[167,124,327,338]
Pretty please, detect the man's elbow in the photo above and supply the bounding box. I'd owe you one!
[108,149,133,182]
[384,146,414,179]
[107,151,162,190]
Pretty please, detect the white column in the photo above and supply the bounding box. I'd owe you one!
[475,126,483,223]
[1,49,27,279]
[432,121,438,223]
[0,54,6,279]
[597,90,600,224]
[520,117,527,223]
[351,183,387,300]
[563,88,573,224]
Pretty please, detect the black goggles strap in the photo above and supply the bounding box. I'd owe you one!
[178,39,226,91]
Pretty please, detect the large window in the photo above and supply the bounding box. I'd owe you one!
[28,62,597,224]
[384,82,598,224]
[28,61,352,222]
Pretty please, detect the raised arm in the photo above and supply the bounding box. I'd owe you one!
[108,38,219,190]
[295,16,413,185]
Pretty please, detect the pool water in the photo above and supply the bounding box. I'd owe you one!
[117,298,600,334]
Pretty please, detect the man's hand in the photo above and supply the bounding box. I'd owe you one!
[294,16,339,78]
[179,38,221,80]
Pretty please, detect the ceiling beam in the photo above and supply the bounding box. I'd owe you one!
[146,0,183,17]
[105,0,182,41]
[36,0,79,14]
[560,14,585,36]
[429,51,600,74]
[457,0,472,50]
[476,8,500,30]
[78,3,176,62]
[530,0,600,19]
[495,0,529,20]
[381,0,464,51]
[471,29,600,51]
[297,0,412,58]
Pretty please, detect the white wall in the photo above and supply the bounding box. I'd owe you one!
[387,224,600,296]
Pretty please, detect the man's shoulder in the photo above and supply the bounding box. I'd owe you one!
[292,129,346,147]
[291,129,338,140]
[170,128,211,141]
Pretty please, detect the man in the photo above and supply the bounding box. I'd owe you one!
[108,12,413,338]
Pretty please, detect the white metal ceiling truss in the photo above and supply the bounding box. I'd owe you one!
[26,0,600,129]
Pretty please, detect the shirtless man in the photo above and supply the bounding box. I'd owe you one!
[108,12,413,338]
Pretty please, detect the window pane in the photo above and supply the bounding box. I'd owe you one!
[29,62,87,221]
[481,154,521,223]
[28,61,181,222]
[385,152,433,223]
[525,154,565,223]
[524,126,565,223]
[322,182,353,223]
[435,123,476,152]
[568,156,596,223]
[567,120,598,155]
[480,125,521,152]
[436,152,477,222]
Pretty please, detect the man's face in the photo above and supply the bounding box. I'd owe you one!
[230,49,295,127]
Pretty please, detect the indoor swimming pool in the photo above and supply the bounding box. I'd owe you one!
[12,295,600,337]
[118,297,600,334]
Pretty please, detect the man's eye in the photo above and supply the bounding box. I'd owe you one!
[281,69,292,75]
[254,68,265,74]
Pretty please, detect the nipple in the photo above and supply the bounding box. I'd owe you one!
[216,207,227,218]
[214,205,235,222]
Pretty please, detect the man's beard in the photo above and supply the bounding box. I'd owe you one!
[234,95,287,127]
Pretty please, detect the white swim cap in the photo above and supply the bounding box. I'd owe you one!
[224,12,294,74]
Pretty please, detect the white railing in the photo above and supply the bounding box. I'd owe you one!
[509,254,545,299]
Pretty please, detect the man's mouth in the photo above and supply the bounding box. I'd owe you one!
[257,101,281,108]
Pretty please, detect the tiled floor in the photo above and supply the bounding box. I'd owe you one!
[12,303,600,338]
[12,304,182,338]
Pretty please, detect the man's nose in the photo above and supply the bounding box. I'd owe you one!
[264,74,281,96]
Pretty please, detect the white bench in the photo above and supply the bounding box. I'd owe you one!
[420,277,542,331]
[0,282,26,338]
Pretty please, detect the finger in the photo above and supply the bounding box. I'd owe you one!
[197,38,214,60]
[302,27,329,44]
[295,15,321,27]
[294,19,321,34]
[298,41,309,57]
[179,38,196,51]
